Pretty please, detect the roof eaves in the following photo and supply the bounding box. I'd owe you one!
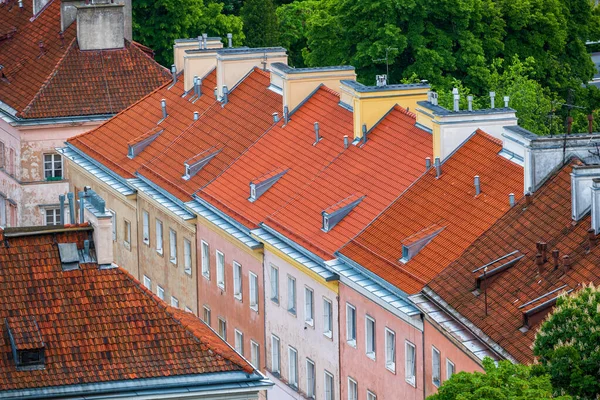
[134,173,194,219]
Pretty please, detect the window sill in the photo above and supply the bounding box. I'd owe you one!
[124,242,131,251]
[323,331,333,339]
[217,284,225,291]
[347,339,356,348]
[143,239,150,246]
[202,272,210,281]
[433,379,440,388]
[386,364,396,374]
[406,377,416,387]
[366,352,376,361]
[170,258,177,265]
[156,249,164,256]
[287,309,296,317]
[271,298,279,305]
[184,268,192,276]
[250,305,259,313]
[234,294,242,302]
[305,319,314,327]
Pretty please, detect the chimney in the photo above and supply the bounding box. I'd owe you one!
[193,111,199,121]
[588,114,594,134]
[535,253,543,274]
[314,122,321,144]
[591,179,600,234]
[504,96,510,108]
[227,33,233,48]
[221,86,229,106]
[202,33,208,49]
[588,228,597,248]
[425,157,431,169]
[174,36,223,76]
[452,88,459,112]
[474,175,481,196]
[81,189,114,266]
[490,92,495,108]
[344,135,349,149]
[160,99,167,119]
[75,1,125,50]
[552,249,560,270]
[434,157,442,178]
[562,255,571,273]
[431,92,438,106]
[537,242,547,262]
[509,193,515,207]
[525,192,532,207]
[79,191,85,224]
[467,95,473,111]
[170,64,177,86]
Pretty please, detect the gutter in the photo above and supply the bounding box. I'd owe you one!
[192,194,254,237]
[0,101,113,126]
[258,223,326,266]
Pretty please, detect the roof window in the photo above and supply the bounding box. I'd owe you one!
[249,167,288,202]
[182,148,221,180]
[322,194,364,232]
[127,127,163,159]
[399,223,445,263]
[58,243,80,271]
[6,316,45,371]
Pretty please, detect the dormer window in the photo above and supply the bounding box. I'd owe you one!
[248,167,288,202]
[400,224,445,263]
[182,148,221,180]
[127,127,163,159]
[321,194,365,232]
[6,316,45,371]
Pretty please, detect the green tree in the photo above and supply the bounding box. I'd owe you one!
[241,0,280,48]
[276,0,319,67]
[133,0,243,66]
[533,284,600,400]
[428,358,571,400]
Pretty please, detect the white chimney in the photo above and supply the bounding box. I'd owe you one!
[592,179,600,234]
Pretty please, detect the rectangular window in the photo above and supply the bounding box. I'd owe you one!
[157,285,165,300]
[346,303,356,346]
[270,265,279,303]
[184,239,192,275]
[288,346,298,388]
[306,358,316,398]
[45,208,61,226]
[367,391,377,400]
[218,318,227,340]
[249,272,259,311]
[385,328,396,373]
[287,275,296,315]
[44,154,62,179]
[124,220,131,249]
[169,229,177,264]
[156,219,163,254]
[142,210,149,245]
[446,359,455,380]
[143,275,151,290]
[201,240,210,279]
[216,250,225,289]
[323,298,333,337]
[432,346,441,387]
[405,341,416,386]
[233,261,242,300]
[109,210,116,241]
[271,335,280,374]
[171,296,179,308]
[347,377,357,400]
[202,305,211,326]
[234,329,244,355]
[324,371,334,400]
[304,287,314,326]
[251,340,260,370]
[365,316,376,359]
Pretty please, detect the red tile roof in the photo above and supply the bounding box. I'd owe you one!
[427,160,600,363]
[339,130,524,293]
[5,316,44,350]
[0,225,253,391]
[0,0,170,119]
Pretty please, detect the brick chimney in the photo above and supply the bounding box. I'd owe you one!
[61,0,131,42]
[72,1,127,50]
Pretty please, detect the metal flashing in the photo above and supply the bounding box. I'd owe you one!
[249,168,288,202]
[127,127,163,159]
[183,148,221,180]
[270,62,355,75]
[216,47,286,56]
[132,177,195,221]
[322,195,365,232]
[341,80,429,93]
[416,101,515,116]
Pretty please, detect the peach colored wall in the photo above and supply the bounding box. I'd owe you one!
[339,282,423,400]
[423,319,483,397]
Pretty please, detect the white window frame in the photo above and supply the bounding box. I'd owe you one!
[109,209,116,241]
[169,229,177,264]
[218,317,227,340]
[143,275,151,290]
[446,359,455,380]
[124,219,131,250]
[45,208,61,226]
[184,306,193,313]
[405,341,416,386]
[234,329,244,355]
[287,275,296,315]
[288,346,298,389]
[270,264,279,304]
[233,261,242,300]
[43,153,63,179]
[171,296,179,308]
[346,303,356,347]
[385,328,396,373]
[184,238,192,275]
[271,335,280,374]
[202,305,211,325]
[306,358,316,398]
[347,377,358,400]
[365,315,376,359]
[216,250,225,289]
[155,219,163,255]
[157,285,165,300]
[201,240,210,279]
[324,370,334,400]
[367,390,377,400]
[432,346,441,387]
[304,287,314,326]
[142,210,149,245]
[249,272,259,312]
[251,340,260,369]
[323,297,333,338]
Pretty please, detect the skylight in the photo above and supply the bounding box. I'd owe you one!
[322,194,365,232]
[182,148,221,180]
[249,167,288,202]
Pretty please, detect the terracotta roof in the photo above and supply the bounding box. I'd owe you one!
[0,226,253,391]
[339,130,524,293]
[427,160,600,364]
[0,0,170,119]
[5,316,44,350]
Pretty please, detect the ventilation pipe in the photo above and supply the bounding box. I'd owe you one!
[214,86,218,100]
[222,86,229,106]
[504,96,510,108]
[362,124,368,144]
[171,64,177,85]
[197,35,203,49]
[78,191,86,224]
[202,33,208,49]
[490,92,495,108]
[272,112,280,123]
[509,193,515,207]
[59,194,65,225]
[227,33,233,48]
[467,95,473,112]
[562,255,571,273]
[314,122,321,144]
[452,88,459,112]
[18,0,23,8]
[344,135,349,149]
[161,99,167,119]
[283,106,289,124]
[67,192,75,224]
[193,76,201,97]
[193,111,199,121]
[425,157,431,169]
[434,157,442,178]
[474,175,481,196]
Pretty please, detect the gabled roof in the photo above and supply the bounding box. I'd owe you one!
[339,130,524,293]
[0,225,256,392]
[0,0,170,119]
[427,160,600,363]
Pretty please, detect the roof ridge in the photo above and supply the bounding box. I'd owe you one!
[128,39,170,73]
[320,85,340,97]
[393,104,416,120]
[253,67,270,78]
[475,128,503,147]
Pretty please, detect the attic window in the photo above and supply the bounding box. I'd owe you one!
[58,243,80,271]
[473,251,523,289]
[128,127,164,159]
[322,194,365,232]
[249,167,288,202]
[399,224,445,263]
[182,148,221,180]
[6,316,45,371]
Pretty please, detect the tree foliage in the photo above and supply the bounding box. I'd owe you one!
[533,284,600,400]
[428,358,571,400]
[241,0,280,48]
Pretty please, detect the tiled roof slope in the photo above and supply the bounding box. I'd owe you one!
[340,130,524,293]
[0,226,253,391]
[265,106,433,259]
[0,0,170,119]
[427,160,600,363]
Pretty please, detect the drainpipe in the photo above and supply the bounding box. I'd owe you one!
[422,313,426,400]
[67,192,75,224]
[337,291,342,400]
[59,194,65,225]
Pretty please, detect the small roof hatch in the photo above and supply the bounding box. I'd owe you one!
[249,167,288,202]
[58,243,80,271]
[322,194,365,232]
[6,316,45,370]
[127,127,164,159]
[400,223,445,263]
[182,147,221,180]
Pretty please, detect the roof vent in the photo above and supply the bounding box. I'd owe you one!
[473,251,523,289]
[376,74,387,87]
[313,122,321,145]
[452,88,459,111]
[489,92,496,108]
[6,316,45,371]
[127,127,164,159]
[58,243,80,271]
[160,99,168,120]
[322,194,365,232]
[222,86,229,106]
[399,224,444,263]
[467,95,473,111]
[434,157,442,178]
[227,33,233,48]
[249,168,288,202]
[182,148,221,180]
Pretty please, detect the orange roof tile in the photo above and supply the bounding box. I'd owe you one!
[339,130,524,293]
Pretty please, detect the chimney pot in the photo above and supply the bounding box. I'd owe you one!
[535,253,543,266]
[425,157,431,169]
[504,96,509,108]
[452,88,459,112]
[283,106,289,125]
[434,157,442,178]
[588,228,597,248]
[272,112,280,123]
[160,99,167,119]
[562,255,571,273]
[227,33,233,48]
[343,135,349,149]
[193,111,199,121]
[525,192,532,206]
[539,242,547,262]
[552,249,560,270]
[222,86,229,106]
[474,175,481,196]
[509,193,515,207]
[202,33,208,49]
[490,92,496,108]
[171,64,177,85]
[197,35,203,49]
[18,0,23,8]
[431,92,438,106]
[362,124,368,144]
[467,95,473,112]
[314,122,320,143]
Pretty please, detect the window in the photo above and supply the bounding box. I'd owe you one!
[324,371,334,400]
[405,341,416,386]
[142,210,149,245]
[249,272,259,311]
[0,141,4,168]
[156,219,163,254]
[288,346,298,389]
[367,391,377,400]
[124,220,131,249]
[385,328,396,373]
[323,298,333,337]
[432,346,441,387]
[251,340,260,369]
[346,303,356,346]
[143,275,151,290]
[306,359,316,398]
[169,229,177,264]
[216,250,225,289]
[201,240,210,279]
[45,208,61,226]
[270,265,279,303]
[446,359,455,380]
[287,276,296,315]
[304,287,314,326]
[202,305,211,326]
[233,262,242,300]
[171,296,179,308]
[43,154,62,179]
[271,335,280,374]
[184,239,192,275]
[218,318,227,340]
[157,285,165,300]
[347,377,357,400]
[109,210,116,241]
[365,316,376,359]
[234,330,244,355]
